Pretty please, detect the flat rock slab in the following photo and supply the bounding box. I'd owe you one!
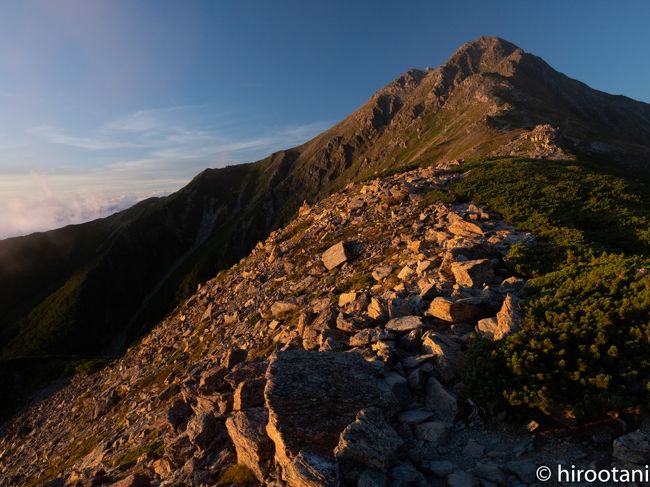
[322,241,352,270]
[385,315,423,332]
[265,351,389,471]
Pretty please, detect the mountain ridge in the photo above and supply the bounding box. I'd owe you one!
[1,36,650,420]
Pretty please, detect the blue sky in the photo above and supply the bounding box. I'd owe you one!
[1,0,649,237]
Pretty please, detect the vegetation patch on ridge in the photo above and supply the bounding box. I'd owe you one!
[458,158,650,421]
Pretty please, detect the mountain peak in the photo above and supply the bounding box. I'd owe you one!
[440,35,524,79]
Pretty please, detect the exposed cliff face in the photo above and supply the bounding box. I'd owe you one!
[2,36,650,421]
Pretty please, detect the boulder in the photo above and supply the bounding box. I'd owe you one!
[613,430,650,464]
[447,213,484,237]
[476,317,498,340]
[271,300,300,319]
[198,366,227,394]
[322,241,351,270]
[335,408,403,471]
[166,398,193,431]
[397,265,414,280]
[186,412,221,450]
[338,292,358,307]
[265,351,393,478]
[350,327,394,347]
[109,473,151,487]
[225,408,275,482]
[233,378,266,410]
[450,259,494,287]
[302,306,337,351]
[283,451,338,487]
[414,421,449,443]
[495,293,522,339]
[426,297,480,323]
[420,331,464,382]
[385,316,422,332]
[372,265,393,281]
[222,348,248,369]
[367,297,388,321]
[447,471,479,487]
[424,377,458,422]
[164,433,196,469]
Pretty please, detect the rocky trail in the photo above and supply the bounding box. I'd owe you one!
[1,165,645,486]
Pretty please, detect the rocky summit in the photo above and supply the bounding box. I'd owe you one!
[1,164,641,487]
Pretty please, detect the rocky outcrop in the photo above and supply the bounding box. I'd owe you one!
[265,351,394,483]
[225,408,274,481]
[0,164,626,487]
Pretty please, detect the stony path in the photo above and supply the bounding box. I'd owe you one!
[0,166,644,486]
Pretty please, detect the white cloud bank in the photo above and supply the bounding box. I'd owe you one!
[0,190,157,239]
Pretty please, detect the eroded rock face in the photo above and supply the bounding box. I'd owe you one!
[225,408,274,481]
[264,351,393,483]
[335,408,403,474]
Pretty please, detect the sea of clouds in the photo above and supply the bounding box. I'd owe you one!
[0,192,148,239]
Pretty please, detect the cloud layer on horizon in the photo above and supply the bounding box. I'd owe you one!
[0,107,332,239]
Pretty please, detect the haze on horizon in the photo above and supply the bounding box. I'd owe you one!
[1,0,649,239]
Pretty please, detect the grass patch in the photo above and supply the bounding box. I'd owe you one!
[335,272,374,294]
[217,464,258,486]
[114,440,164,467]
[419,188,458,207]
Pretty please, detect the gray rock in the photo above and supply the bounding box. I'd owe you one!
[198,366,227,394]
[389,462,427,487]
[382,371,410,407]
[358,469,388,487]
[505,460,537,483]
[225,408,274,482]
[166,398,193,431]
[462,439,485,459]
[613,430,650,464]
[350,327,394,347]
[386,316,423,332]
[470,462,505,485]
[233,377,266,410]
[398,409,435,424]
[222,348,248,369]
[271,300,300,319]
[322,241,351,270]
[425,377,458,422]
[450,259,494,288]
[335,408,403,471]
[372,265,393,281]
[265,351,394,479]
[494,293,521,339]
[447,471,479,487]
[186,412,220,449]
[422,460,454,477]
[414,421,449,444]
[284,451,338,487]
[427,296,480,323]
[421,332,464,382]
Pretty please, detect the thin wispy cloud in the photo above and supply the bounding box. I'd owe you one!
[2,107,332,239]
